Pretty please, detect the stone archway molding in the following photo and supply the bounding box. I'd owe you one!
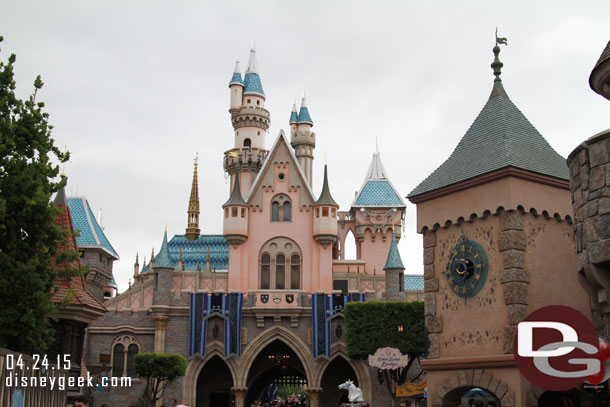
[432,369,514,407]
[181,341,239,407]
[311,342,372,403]
[236,325,316,388]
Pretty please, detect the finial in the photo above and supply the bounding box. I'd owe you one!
[324,150,327,165]
[375,137,379,155]
[206,246,211,262]
[179,247,183,262]
[491,29,507,82]
[165,224,167,233]
[489,29,508,99]
[135,251,139,265]
[151,247,155,260]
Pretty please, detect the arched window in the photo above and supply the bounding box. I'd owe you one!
[290,254,301,289]
[271,195,291,222]
[283,202,291,221]
[126,344,138,377]
[276,254,286,289]
[260,254,271,289]
[111,335,139,377]
[271,202,280,221]
[259,238,302,290]
[112,344,124,377]
[244,138,251,148]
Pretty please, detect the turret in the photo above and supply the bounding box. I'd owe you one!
[229,58,244,112]
[231,45,269,150]
[313,165,338,247]
[223,169,249,247]
[383,229,405,301]
[185,155,201,241]
[224,45,270,197]
[290,95,316,185]
[133,252,140,281]
[153,229,174,271]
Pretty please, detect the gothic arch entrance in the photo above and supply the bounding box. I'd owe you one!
[319,356,358,407]
[245,340,308,406]
[195,355,235,407]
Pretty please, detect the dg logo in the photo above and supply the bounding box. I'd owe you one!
[514,305,610,391]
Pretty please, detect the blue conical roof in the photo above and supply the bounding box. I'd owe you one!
[384,230,405,270]
[243,47,265,97]
[229,59,244,87]
[289,102,298,124]
[297,96,313,125]
[155,229,174,269]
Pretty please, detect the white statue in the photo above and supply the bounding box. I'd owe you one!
[338,380,364,403]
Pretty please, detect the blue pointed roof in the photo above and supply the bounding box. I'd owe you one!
[352,153,406,208]
[289,102,298,124]
[66,197,119,259]
[141,234,229,273]
[297,96,313,125]
[229,58,244,87]
[155,230,173,269]
[243,72,265,97]
[108,277,117,288]
[229,72,244,87]
[384,230,405,270]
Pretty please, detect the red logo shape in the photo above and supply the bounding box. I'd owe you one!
[514,305,604,391]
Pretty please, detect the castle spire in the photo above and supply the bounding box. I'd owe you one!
[315,165,338,206]
[185,154,200,241]
[155,229,174,269]
[246,45,258,74]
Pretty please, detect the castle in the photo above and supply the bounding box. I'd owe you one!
[82,46,418,407]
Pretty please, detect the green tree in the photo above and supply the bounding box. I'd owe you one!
[134,353,187,407]
[345,301,425,401]
[0,36,72,354]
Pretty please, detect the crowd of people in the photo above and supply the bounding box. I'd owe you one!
[250,395,309,407]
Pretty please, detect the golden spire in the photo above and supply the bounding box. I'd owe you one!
[185,153,201,241]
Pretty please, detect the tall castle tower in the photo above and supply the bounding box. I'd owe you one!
[225,46,270,198]
[290,96,316,186]
[408,42,592,406]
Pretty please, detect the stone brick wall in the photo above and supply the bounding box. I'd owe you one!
[568,129,610,338]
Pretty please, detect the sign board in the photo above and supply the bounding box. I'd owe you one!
[396,381,427,397]
[368,347,409,369]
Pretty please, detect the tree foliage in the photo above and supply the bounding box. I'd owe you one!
[134,353,187,407]
[0,36,71,354]
[345,301,425,399]
[345,301,424,359]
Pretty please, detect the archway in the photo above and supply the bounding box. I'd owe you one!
[344,230,357,260]
[442,386,500,407]
[319,356,358,407]
[195,355,234,407]
[245,340,308,405]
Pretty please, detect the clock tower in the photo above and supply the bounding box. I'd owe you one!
[408,42,593,406]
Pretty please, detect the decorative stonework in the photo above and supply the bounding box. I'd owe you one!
[441,328,502,352]
[568,129,610,337]
[499,210,530,353]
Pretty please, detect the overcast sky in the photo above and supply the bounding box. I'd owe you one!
[2,1,608,292]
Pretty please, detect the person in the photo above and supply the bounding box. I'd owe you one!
[73,395,90,407]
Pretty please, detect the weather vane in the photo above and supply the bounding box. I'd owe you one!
[495,28,508,46]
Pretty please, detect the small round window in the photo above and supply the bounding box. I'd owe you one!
[278,173,286,181]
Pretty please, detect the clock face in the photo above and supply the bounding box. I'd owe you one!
[445,238,489,298]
